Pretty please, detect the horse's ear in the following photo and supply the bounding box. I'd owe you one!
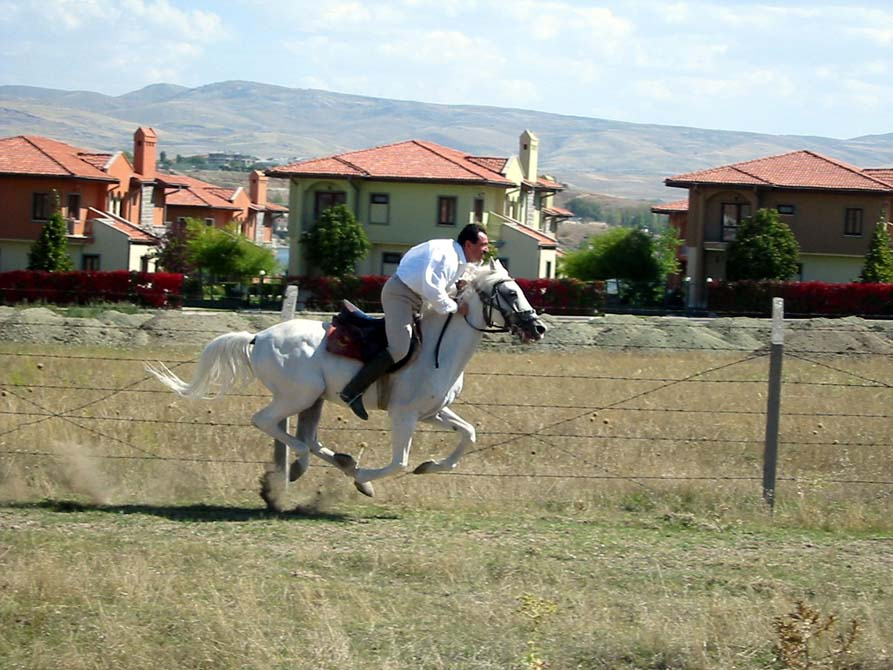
[489,258,496,271]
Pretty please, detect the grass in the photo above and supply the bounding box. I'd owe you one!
[0,342,891,669]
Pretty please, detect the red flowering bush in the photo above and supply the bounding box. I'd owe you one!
[516,277,605,316]
[0,271,183,308]
[710,280,893,317]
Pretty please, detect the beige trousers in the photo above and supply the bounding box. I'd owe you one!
[381,275,422,361]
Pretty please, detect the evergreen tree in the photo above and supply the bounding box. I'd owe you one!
[301,204,370,276]
[726,208,800,281]
[860,218,893,283]
[27,209,74,271]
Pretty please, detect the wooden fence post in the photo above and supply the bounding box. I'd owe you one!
[273,284,299,482]
[762,297,784,510]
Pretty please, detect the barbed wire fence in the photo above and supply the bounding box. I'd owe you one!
[1,303,892,507]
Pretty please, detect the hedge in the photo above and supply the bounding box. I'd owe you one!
[0,270,184,308]
[709,280,893,317]
[290,275,605,316]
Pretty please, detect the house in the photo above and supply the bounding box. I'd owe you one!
[0,128,286,273]
[654,151,893,307]
[0,129,162,272]
[267,130,566,279]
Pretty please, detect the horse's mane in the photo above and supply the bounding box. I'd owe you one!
[457,260,511,302]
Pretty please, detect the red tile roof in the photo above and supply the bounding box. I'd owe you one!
[543,206,574,217]
[268,140,515,186]
[0,135,118,181]
[651,198,689,214]
[533,176,564,190]
[88,208,159,243]
[863,168,893,186]
[158,172,240,210]
[666,150,893,192]
[510,222,558,248]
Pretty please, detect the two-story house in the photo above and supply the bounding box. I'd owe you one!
[268,130,567,279]
[0,128,286,272]
[655,150,893,307]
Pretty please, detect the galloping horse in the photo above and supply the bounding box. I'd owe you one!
[147,260,546,503]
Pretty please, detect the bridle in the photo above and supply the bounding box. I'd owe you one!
[434,276,539,368]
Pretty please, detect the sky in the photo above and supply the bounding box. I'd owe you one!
[1,0,891,139]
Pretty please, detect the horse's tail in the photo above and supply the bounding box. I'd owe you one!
[145,331,256,400]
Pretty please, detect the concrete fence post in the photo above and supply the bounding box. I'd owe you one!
[273,284,299,482]
[762,297,785,510]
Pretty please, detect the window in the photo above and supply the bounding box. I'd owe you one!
[473,198,485,223]
[844,208,863,236]
[67,193,81,221]
[369,193,390,225]
[205,218,214,227]
[381,251,402,275]
[140,255,151,273]
[776,204,795,215]
[32,193,51,221]
[82,254,100,271]
[545,261,552,278]
[313,191,346,220]
[720,202,751,241]
[437,196,457,226]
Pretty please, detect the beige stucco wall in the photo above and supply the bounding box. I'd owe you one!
[288,177,511,276]
[498,225,553,279]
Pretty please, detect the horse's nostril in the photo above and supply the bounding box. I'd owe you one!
[535,324,547,335]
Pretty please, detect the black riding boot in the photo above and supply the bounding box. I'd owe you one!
[339,350,395,421]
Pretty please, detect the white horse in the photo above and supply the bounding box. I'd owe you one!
[147,260,546,505]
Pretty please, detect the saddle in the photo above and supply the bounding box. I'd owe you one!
[325,300,420,371]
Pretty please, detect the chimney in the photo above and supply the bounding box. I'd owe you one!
[249,170,268,206]
[133,127,157,179]
[519,129,539,183]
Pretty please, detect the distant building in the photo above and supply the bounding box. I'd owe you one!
[268,130,569,279]
[655,150,893,307]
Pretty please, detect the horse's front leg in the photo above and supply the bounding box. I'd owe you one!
[348,413,417,489]
[413,407,475,475]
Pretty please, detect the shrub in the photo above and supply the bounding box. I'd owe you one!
[0,271,183,308]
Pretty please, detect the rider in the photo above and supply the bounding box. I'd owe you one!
[339,223,490,420]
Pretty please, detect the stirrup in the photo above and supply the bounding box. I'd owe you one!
[340,391,369,421]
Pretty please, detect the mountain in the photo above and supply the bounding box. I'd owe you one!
[2,80,893,201]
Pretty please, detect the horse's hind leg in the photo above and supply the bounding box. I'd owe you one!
[413,407,475,475]
[291,398,324,481]
[252,394,320,510]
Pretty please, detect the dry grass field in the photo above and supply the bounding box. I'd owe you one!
[1,338,891,669]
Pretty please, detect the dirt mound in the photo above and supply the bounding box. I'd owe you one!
[0,306,891,354]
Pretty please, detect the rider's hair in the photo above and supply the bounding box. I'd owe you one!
[457,223,486,247]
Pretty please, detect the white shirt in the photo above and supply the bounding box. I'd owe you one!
[395,239,468,314]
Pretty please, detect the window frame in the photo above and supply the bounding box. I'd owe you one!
[32,192,51,221]
[776,204,796,216]
[369,193,390,225]
[82,254,101,271]
[66,193,81,221]
[720,202,751,242]
[844,208,863,237]
[437,196,458,227]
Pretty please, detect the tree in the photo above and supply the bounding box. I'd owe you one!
[154,221,197,274]
[186,220,279,280]
[301,204,370,276]
[28,209,74,271]
[860,218,893,283]
[726,208,800,281]
[560,227,660,282]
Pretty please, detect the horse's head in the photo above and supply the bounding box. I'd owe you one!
[462,259,547,343]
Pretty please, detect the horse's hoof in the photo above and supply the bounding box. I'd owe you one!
[354,481,375,497]
[289,459,308,482]
[413,460,436,474]
[333,452,357,472]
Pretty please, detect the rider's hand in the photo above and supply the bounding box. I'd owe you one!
[457,301,469,316]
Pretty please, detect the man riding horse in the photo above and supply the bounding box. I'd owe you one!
[339,223,490,420]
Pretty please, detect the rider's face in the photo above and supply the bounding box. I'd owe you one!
[464,233,489,263]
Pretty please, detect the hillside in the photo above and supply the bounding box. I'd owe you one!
[3,80,893,200]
